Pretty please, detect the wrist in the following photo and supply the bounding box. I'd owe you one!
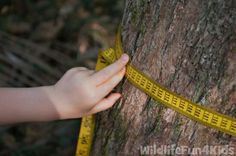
[39,85,62,121]
[46,85,75,120]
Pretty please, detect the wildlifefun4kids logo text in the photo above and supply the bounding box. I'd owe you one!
[139,144,235,155]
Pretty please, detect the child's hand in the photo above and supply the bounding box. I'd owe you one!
[50,54,129,119]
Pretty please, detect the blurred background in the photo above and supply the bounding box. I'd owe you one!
[0,0,124,155]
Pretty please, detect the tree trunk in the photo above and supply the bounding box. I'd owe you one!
[91,0,236,155]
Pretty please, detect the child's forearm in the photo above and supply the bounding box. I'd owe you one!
[0,86,59,124]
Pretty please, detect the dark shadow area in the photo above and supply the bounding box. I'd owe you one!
[0,0,124,155]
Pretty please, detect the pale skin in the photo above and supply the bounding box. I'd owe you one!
[0,54,129,124]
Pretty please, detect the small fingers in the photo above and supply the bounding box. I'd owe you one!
[96,67,125,98]
[88,93,121,114]
[91,53,129,85]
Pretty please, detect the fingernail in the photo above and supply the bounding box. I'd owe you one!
[121,54,129,63]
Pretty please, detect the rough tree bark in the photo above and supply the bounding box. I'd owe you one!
[91,0,236,155]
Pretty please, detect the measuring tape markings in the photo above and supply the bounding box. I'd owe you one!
[76,51,108,156]
[76,115,95,156]
[114,30,236,135]
[76,29,236,156]
[102,48,236,136]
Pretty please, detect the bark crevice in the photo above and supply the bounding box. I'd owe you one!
[91,0,236,155]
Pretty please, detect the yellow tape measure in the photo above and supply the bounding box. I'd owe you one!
[76,28,236,156]
[76,50,108,156]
